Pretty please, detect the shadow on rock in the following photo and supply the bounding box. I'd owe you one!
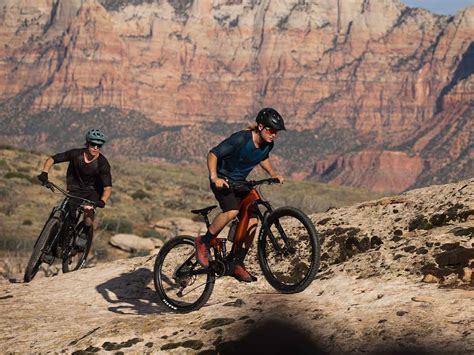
[210,319,444,355]
[213,319,327,355]
[96,267,164,315]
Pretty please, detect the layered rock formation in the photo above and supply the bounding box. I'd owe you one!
[0,0,472,192]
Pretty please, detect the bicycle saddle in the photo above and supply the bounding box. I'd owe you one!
[191,205,217,216]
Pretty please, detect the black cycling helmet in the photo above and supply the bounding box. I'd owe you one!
[85,128,106,145]
[256,108,286,131]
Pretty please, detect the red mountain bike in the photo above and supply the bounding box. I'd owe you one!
[153,178,320,313]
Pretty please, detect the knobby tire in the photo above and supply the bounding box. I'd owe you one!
[24,217,60,283]
[154,235,215,313]
[258,206,320,293]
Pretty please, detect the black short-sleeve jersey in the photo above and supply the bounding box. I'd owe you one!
[52,148,112,193]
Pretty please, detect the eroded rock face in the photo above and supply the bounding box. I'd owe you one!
[307,178,474,288]
[0,0,472,192]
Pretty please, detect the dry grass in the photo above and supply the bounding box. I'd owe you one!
[0,147,381,277]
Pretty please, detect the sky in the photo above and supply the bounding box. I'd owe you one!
[401,0,474,15]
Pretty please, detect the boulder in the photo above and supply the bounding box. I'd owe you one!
[110,234,155,252]
[152,217,206,240]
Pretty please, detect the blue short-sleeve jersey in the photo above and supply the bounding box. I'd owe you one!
[210,130,273,182]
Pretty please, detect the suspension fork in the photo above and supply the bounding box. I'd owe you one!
[257,203,294,253]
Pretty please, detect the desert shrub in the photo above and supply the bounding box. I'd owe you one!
[129,250,150,258]
[131,189,151,200]
[4,171,32,182]
[164,199,187,210]
[0,187,9,198]
[17,166,31,173]
[0,238,35,251]
[92,248,109,261]
[0,159,7,168]
[99,218,133,233]
[142,229,159,238]
[22,220,33,226]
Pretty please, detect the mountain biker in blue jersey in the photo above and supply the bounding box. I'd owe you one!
[195,108,285,282]
[37,129,112,248]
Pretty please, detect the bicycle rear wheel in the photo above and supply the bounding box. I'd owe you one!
[24,217,60,283]
[154,235,215,313]
[258,207,320,293]
[62,222,92,273]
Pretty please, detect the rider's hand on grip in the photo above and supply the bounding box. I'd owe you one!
[37,172,49,185]
[96,199,106,208]
[271,175,284,184]
[212,178,229,190]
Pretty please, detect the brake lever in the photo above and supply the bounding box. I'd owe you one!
[44,182,55,192]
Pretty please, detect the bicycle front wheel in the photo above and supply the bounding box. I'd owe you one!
[154,235,215,313]
[62,222,92,273]
[258,207,320,293]
[24,217,60,283]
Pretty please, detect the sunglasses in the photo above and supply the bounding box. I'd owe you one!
[89,143,103,149]
[263,127,278,135]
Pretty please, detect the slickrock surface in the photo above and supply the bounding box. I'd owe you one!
[0,0,472,191]
[0,179,472,353]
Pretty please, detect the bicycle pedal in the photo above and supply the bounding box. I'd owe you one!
[42,254,54,264]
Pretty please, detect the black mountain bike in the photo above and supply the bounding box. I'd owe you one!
[23,181,96,282]
[154,178,320,313]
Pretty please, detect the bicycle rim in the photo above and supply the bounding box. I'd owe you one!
[258,207,320,293]
[154,235,215,313]
[62,222,92,273]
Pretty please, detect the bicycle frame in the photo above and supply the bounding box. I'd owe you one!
[225,188,270,257]
[43,197,84,258]
[38,181,94,259]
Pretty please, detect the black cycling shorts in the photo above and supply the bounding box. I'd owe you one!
[68,189,100,218]
[211,183,254,215]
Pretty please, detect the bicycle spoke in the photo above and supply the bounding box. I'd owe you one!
[258,207,320,293]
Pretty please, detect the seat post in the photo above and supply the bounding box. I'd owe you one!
[203,214,211,228]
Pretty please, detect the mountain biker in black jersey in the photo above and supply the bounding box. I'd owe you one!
[195,108,285,282]
[37,128,113,248]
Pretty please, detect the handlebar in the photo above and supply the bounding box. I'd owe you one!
[43,181,96,207]
[226,177,280,191]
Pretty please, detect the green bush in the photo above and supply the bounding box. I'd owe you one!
[129,250,150,258]
[99,218,133,233]
[131,189,151,200]
[4,171,32,181]
[142,229,166,241]
[22,220,33,226]
[17,166,31,173]
[0,187,9,198]
[164,199,187,210]
[0,238,35,251]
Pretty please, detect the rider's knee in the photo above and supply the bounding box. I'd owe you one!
[223,210,239,221]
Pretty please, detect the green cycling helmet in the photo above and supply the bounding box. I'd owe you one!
[85,128,106,145]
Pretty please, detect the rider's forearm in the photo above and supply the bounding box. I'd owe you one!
[101,186,112,203]
[207,152,218,182]
[260,159,278,177]
[42,157,55,173]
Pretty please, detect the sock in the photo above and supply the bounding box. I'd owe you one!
[82,224,92,236]
[236,247,249,264]
[201,230,214,244]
